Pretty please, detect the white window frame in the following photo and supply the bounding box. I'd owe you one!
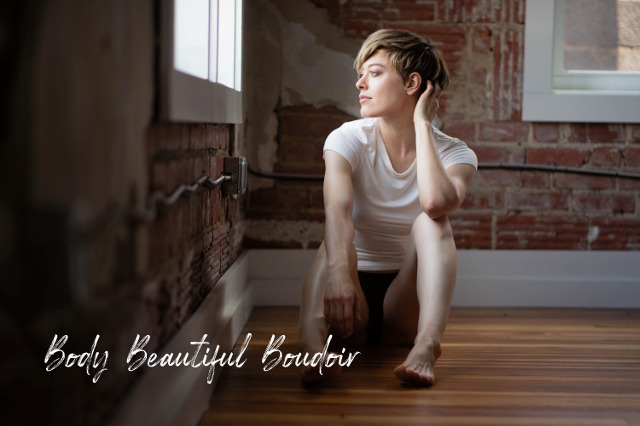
[160,0,243,124]
[522,0,640,123]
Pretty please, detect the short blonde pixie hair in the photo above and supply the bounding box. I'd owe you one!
[354,28,450,95]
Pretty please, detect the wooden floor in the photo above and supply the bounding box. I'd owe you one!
[200,307,640,425]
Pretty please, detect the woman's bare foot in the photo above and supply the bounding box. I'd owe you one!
[393,339,441,386]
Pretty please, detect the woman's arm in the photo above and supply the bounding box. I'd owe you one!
[414,81,476,219]
[322,150,361,338]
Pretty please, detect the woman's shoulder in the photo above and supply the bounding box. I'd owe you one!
[432,126,478,169]
[324,118,377,172]
[431,126,469,149]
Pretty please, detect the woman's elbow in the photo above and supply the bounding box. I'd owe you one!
[422,204,447,220]
[421,195,461,219]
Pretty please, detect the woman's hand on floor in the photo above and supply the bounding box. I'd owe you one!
[324,273,361,339]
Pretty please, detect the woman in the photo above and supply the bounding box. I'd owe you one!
[299,29,477,386]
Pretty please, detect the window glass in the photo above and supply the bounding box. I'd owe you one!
[234,0,243,91]
[209,0,219,83]
[563,0,640,72]
[174,0,209,79]
[217,0,236,89]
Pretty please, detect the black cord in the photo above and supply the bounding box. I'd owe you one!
[249,163,640,181]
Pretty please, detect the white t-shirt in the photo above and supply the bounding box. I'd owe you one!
[323,117,478,271]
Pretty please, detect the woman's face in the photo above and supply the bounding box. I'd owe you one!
[356,51,414,119]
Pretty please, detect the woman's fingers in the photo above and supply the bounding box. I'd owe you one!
[344,301,354,336]
[324,299,333,324]
[329,301,356,338]
[354,293,362,322]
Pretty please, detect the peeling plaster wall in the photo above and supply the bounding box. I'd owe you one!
[245,0,362,246]
[245,0,360,181]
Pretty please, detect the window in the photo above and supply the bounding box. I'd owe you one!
[161,0,243,123]
[523,0,640,123]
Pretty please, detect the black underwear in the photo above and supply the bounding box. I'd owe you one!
[358,271,399,344]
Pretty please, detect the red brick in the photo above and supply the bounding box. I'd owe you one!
[590,218,640,250]
[510,146,526,163]
[624,147,640,167]
[214,156,224,177]
[341,20,379,38]
[439,0,523,23]
[216,124,231,150]
[274,163,325,175]
[472,27,492,53]
[310,188,324,209]
[480,122,529,142]
[572,194,635,214]
[449,213,492,249]
[211,189,225,224]
[553,173,615,190]
[443,122,475,141]
[190,124,211,150]
[279,112,346,139]
[153,161,179,194]
[341,6,381,21]
[630,124,640,143]
[591,147,621,167]
[507,191,568,211]
[620,178,640,190]
[562,124,587,143]
[401,25,468,51]
[279,139,321,164]
[249,186,309,211]
[177,158,195,184]
[158,123,189,151]
[461,190,504,209]
[533,123,559,143]
[202,193,212,228]
[587,124,625,143]
[383,3,436,21]
[471,67,490,85]
[194,157,205,179]
[526,148,589,167]
[478,169,519,187]
[497,215,589,249]
[493,29,523,121]
[521,172,549,188]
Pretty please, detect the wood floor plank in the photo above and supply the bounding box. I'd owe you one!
[200,307,640,425]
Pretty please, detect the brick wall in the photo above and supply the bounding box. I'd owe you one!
[248,0,640,250]
[146,122,245,339]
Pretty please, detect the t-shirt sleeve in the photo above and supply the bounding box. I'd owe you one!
[322,125,362,172]
[434,127,478,170]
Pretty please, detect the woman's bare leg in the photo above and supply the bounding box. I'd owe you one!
[382,213,457,385]
[299,241,369,382]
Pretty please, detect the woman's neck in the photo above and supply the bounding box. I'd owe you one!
[379,114,416,156]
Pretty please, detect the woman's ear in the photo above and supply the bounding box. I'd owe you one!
[406,72,422,95]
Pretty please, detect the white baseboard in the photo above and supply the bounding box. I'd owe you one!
[109,251,252,426]
[248,249,640,308]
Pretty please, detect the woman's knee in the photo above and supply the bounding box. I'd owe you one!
[411,212,453,241]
